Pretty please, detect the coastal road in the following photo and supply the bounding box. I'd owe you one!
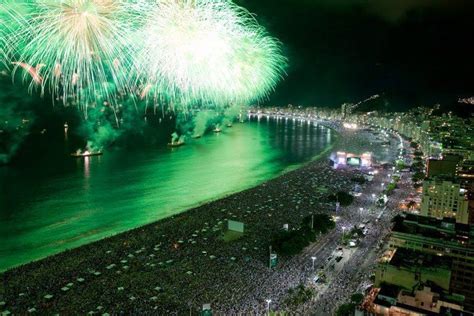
[231,125,412,314]
[310,137,413,315]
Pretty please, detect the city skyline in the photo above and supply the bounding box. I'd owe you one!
[238,0,474,109]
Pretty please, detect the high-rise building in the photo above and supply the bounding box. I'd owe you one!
[375,248,452,292]
[389,214,474,311]
[457,159,474,182]
[457,159,474,224]
[420,178,469,224]
[364,283,470,316]
[427,155,462,178]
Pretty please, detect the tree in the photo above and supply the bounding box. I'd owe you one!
[351,175,366,184]
[412,171,425,182]
[411,161,424,171]
[351,293,364,305]
[413,182,422,189]
[284,284,316,307]
[328,191,354,206]
[302,214,335,234]
[336,303,355,316]
[272,227,314,256]
[272,214,335,256]
[395,160,406,170]
[352,226,364,237]
[385,182,397,195]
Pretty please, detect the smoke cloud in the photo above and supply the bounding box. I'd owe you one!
[0,75,36,164]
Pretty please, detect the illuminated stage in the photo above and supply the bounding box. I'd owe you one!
[330,151,373,169]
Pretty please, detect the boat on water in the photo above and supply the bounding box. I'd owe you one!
[191,134,202,139]
[70,150,103,158]
[167,140,185,147]
[213,127,222,133]
[226,123,233,128]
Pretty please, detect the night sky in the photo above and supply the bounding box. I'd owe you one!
[2,0,474,112]
[237,0,474,110]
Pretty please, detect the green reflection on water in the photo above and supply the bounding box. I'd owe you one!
[0,119,335,271]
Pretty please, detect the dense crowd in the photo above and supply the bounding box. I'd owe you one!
[0,116,404,315]
[231,131,410,315]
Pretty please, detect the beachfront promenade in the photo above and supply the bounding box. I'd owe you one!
[0,114,408,315]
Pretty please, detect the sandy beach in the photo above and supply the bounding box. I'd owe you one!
[0,119,399,315]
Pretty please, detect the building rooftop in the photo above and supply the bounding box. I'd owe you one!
[392,214,473,246]
[378,283,401,299]
[374,284,472,316]
[389,248,452,270]
[424,174,459,183]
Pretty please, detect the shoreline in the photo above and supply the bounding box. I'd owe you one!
[0,119,337,273]
[1,119,380,315]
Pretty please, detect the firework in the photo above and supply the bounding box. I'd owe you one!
[0,1,22,67]
[137,0,286,108]
[1,0,139,113]
[227,30,287,103]
[1,0,287,116]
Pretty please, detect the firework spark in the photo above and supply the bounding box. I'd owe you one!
[1,0,138,113]
[137,0,286,108]
[1,0,287,116]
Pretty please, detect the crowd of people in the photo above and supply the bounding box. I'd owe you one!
[0,114,407,315]
[229,127,410,315]
[314,179,409,315]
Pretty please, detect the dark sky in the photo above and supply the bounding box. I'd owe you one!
[237,0,474,110]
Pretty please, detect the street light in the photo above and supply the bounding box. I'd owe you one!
[265,299,272,315]
[311,256,316,270]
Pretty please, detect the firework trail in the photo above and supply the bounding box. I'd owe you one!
[1,0,139,114]
[136,0,287,109]
[11,62,45,84]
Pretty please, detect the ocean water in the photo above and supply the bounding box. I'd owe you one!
[0,117,335,271]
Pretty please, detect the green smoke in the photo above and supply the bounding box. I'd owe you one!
[0,75,36,164]
[223,104,246,126]
[192,110,220,137]
[77,92,146,150]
